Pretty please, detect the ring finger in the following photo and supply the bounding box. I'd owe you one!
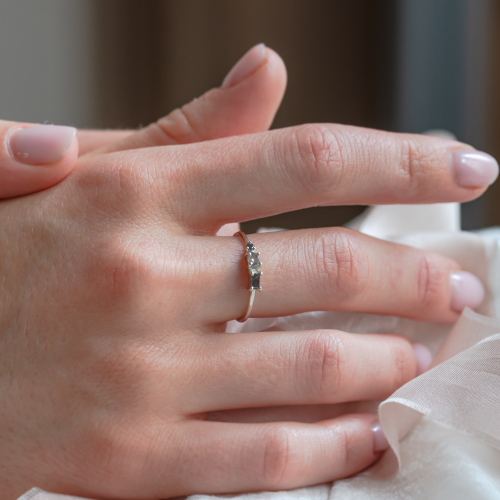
[183,227,483,324]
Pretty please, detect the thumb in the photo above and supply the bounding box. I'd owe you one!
[84,44,287,157]
[0,122,78,199]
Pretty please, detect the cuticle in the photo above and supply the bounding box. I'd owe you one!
[4,126,26,160]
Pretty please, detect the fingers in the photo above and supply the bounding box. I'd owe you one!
[84,44,287,158]
[186,228,483,324]
[0,121,78,198]
[138,124,498,229]
[134,415,384,497]
[76,129,133,156]
[183,330,417,413]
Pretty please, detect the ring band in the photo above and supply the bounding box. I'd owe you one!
[234,231,262,322]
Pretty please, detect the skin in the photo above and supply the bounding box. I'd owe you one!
[0,48,490,499]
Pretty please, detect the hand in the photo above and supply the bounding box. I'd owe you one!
[0,46,495,499]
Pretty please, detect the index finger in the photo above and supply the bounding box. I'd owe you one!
[142,124,498,228]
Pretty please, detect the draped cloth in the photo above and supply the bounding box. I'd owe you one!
[19,203,500,500]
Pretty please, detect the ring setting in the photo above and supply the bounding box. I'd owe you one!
[234,231,262,322]
[245,242,263,290]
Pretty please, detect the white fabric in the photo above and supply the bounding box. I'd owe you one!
[17,489,90,500]
[19,202,500,500]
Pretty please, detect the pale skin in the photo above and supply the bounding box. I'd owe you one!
[0,46,493,499]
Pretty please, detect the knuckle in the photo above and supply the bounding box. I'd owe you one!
[416,254,445,308]
[75,420,157,487]
[93,236,200,319]
[76,156,161,219]
[388,338,414,389]
[301,331,350,398]
[311,229,368,301]
[72,422,122,483]
[156,99,204,144]
[332,420,358,471]
[96,237,165,302]
[252,426,300,488]
[79,158,139,202]
[399,138,441,194]
[290,124,344,194]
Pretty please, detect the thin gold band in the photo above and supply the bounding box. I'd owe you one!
[234,231,262,322]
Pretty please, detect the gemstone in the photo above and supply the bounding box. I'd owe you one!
[250,273,261,290]
[246,251,261,270]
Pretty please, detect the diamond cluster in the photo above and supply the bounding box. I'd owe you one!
[246,242,262,290]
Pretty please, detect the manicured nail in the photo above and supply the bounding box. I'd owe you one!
[451,150,499,187]
[222,43,266,88]
[371,421,390,453]
[450,271,485,312]
[412,343,433,376]
[9,125,76,165]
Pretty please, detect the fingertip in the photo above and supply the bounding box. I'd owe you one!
[222,43,267,88]
[325,413,385,473]
[412,343,433,376]
[0,123,79,198]
[450,270,485,312]
[8,124,77,165]
[371,420,390,453]
[450,149,499,188]
[221,45,287,102]
[177,46,288,141]
[263,46,288,87]
[218,46,287,133]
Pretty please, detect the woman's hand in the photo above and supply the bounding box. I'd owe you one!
[0,47,496,499]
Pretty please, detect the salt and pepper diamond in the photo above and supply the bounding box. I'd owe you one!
[246,242,262,290]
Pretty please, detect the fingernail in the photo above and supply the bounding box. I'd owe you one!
[450,271,485,312]
[9,125,77,165]
[412,343,433,376]
[222,43,266,88]
[451,150,499,187]
[371,421,390,453]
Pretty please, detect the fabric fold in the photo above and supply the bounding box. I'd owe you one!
[378,309,500,473]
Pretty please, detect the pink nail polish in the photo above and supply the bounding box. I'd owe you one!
[222,43,266,88]
[450,271,485,312]
[451,150,499,187]
[9,125,76,165]
[371,421,390,453]
[412,343,433,376]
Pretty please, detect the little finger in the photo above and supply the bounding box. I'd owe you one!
[118,415,387,498]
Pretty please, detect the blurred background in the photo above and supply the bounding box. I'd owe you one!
[0,0,498,231]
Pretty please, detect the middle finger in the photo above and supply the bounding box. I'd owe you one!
[142,124,497,230]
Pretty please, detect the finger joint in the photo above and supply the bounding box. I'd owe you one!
[301,331,350,399]
[253,425,300,488]
[290,124,345,195]
[311,229,368,302]
[416,255,444,309]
